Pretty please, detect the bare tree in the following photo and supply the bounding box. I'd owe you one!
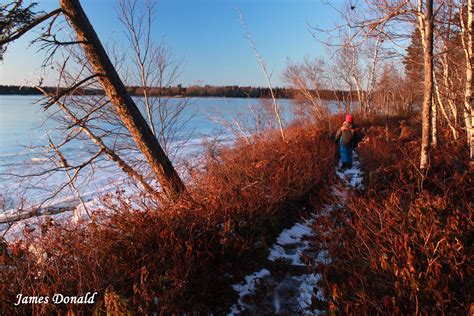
[433,1,459,140]
[371,63,416,116]
[283,58,332,123]
[339,34,383,117]
[308,2,398,118]
[117,0,193,159]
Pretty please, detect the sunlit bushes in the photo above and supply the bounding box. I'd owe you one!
[322,119,472,314]
[0,123,337,314]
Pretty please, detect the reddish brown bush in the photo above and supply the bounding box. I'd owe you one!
[0,124,337,315]
[321,119,473,314]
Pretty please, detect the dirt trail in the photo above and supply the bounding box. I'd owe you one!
[228,153,363,315]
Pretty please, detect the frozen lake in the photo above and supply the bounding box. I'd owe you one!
[0,95,296,212]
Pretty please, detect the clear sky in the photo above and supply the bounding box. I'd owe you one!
[0,0,344,87]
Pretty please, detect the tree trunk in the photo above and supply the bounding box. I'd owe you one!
[420,0,434,170]
[435,77,458,139]
[441,52,459,138]
[465,0,474,167]
[431,95,437,147]
[59,0,186,200]
[37,86,166,203]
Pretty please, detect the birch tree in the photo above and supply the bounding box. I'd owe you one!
[459,0,474,166]
[433,1,459,140]
[418,0,435,169]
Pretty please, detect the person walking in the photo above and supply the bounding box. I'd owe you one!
[335,114,360,169]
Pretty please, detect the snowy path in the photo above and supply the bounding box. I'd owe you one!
[228,152,363,315]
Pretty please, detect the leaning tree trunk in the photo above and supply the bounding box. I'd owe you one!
[420,0,434,170]
[59,0,186,200]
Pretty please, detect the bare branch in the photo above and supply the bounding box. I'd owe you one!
[0,8,62,46]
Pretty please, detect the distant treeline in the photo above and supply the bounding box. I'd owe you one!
[0,84,350,101]
[0,85,104,96]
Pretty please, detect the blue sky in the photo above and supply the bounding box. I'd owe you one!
[0,0,344,87]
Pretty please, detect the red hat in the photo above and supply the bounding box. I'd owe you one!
[345,114,353,123]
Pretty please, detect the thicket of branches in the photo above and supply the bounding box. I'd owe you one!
[284,0,473,170]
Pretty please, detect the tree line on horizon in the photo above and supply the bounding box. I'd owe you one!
[0,84,353,100]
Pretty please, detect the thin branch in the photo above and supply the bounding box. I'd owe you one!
[0,8,62,46]
[238,8,285,141]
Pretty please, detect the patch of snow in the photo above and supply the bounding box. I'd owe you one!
[228,269,271,315]
[268,218,315,266]
[336,151,364,189]
[30,157,49,163]
[315,288,326,302]
[227,304,240,316]
[295,273,322,310]
[1,211,74,242]
[316,250,332,265]
[273,287,281,313]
